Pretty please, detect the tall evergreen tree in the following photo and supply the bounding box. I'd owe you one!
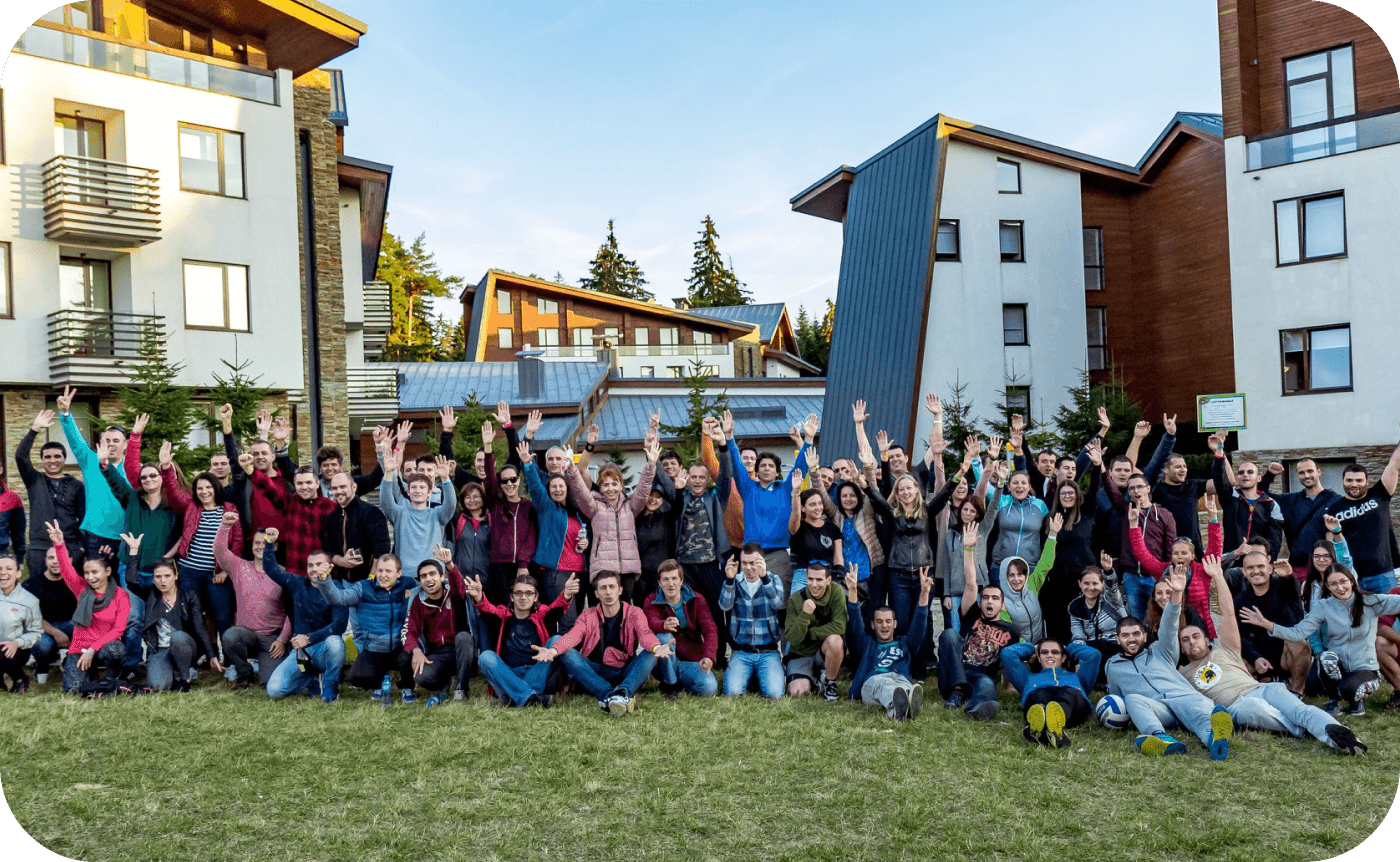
[378,224,465,362]
[793,299,834,374]
[579,219,653,301]
[1050,367,1143,458]
[940,372,979,474]
[114,320,200,471]
[659,359,729,464]
[684,215,750,308]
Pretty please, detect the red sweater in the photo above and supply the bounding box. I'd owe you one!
[643,587,718,663]
[249,468,336,575]
[477,591,572,656]
[1130,518,1221,639]
[403,564,470,653]
[56,544,129,653]
[162,464,242,561]
[552,603,660,668]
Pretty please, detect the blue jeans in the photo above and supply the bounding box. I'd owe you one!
[653,634,718,696]
[181,567,236,637]
[936,628,998,714]
[266,637,345,700]
[555,637,656,702]
[122,588,145,674]
[146,631,196,691]
[1360,572,1397,594]
[722,649,784,698]
[33,621,75,673]
[887,569,920,636]
[1122,570,1155,622]
[479,650,552,706]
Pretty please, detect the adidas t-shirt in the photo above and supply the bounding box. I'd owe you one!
[1182,646,1257,706]
[1327,483,1394,577]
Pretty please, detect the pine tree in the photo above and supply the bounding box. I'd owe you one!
[659,359,729,464]
[202,351,272,441]
[424,392,510,467]
[941,372,980,474]
[605,447,635,486]
[684,216,750,308]
[579,219,653,302]
[378,225,465,362]
[114,319,200,471]
[793,299,834,374]
[1049,366,1143,458]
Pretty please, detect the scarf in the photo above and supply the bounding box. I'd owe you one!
[73,582,117,628]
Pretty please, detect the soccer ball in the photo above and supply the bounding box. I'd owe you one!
[1095,694,1130,729]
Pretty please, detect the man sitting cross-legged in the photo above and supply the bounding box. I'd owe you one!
[1001,638,1101,748]
[471,569,575,707]
[644,559,719,698]
[784,560,847,700]
[937,525,1020,720]
[1180,555,1366,754]
[1105,566,1233,759]
[531,570,672,716]
[843,563,928,721]
[399,547,486,705]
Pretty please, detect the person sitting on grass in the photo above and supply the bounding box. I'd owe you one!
[531,570,673,716]
[396,548,486,706]
[1241,564,1400,717]
[1001,638,1101,748]
[1105,567,1234,760]
[1069,564,1124,682]
[843,563,928,721]
[936,524,1020,720]
[213,512,292,690]
[1128,494,1223,639]
[1181,555,1366,754]
[45,520,129,694]
[0,554,42,693]
[784,560,848,701]
[1230,548,1310,695]
[643,559,719,699]
[122,535,221,692]
[999,513,1062,643]
[473,571,575,707]
[260,532,346,703]
[315,552,418,703]
[719,544,787,699]
[24,546,78,687]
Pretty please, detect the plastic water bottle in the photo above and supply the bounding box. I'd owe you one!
[380,674,392,708]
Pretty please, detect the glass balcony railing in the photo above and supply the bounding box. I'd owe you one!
[1247,108,1400,170]
[14,24,277,105]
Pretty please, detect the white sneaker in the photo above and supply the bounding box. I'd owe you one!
[188,667,199,682]
[35,673,48,685]
[452,689,466,702]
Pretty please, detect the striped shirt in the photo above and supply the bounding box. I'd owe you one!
[184,508,222,572]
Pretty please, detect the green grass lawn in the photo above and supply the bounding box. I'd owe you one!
[2,676,1398,862]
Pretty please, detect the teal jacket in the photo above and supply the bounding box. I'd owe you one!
[61,411,129,539]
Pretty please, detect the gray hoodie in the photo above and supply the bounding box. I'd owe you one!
[0,585,43,649]
[999,555,1042,642]
[1271,592,1400,673]
[1105,601,1201,702]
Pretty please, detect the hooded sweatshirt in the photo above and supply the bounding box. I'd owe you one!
[1105,600,1201,702]
[992,493,1050,567]
[1270,592,1400,673]
[998,538,1058,643]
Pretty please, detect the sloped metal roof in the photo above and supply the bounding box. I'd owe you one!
[686,303,786,341]
[593,394,826,446]
[391,361,608,411]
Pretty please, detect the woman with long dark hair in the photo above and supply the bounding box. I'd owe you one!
[123,537,221,691]
[1041,441,1102,642]
[160,441,242,647]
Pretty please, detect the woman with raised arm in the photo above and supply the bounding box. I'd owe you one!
[160,440,242,650]
[480,420,536,608]
[46,520,129,693]
[788,450,843,595]
[1041,439,1103,642]
[937,437,1001,630]
[1129,493,1222,638]
[520,441,590,632]
[1000,513,1061,643]
[815,427,885,626]
[564,430,659,603]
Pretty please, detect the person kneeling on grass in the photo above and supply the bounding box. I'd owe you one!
[843,563,928,721]
[315,552,418,703]
[473,570,575,707]
[45,521,128,694]
[531,570,672,716]
[122,536,221,692]
[937,525,1019,720]
[784,560,848,700]
[1105,567,1233,759]
[1180,555,1365,754]
[0,554,42,693]
[399,546,488,705]
[261,532,346,703]
[644,559,719,699]
[719,544,786,699]
[1001,638,1100,748]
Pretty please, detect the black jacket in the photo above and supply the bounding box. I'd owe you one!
[16,430,85,550]
[320,496,392,582]
[450,512,492,580]
[131,560,218,659]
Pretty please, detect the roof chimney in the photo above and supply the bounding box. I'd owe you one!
[516,349,545,400]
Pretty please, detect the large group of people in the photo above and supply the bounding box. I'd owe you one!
[2,385,1398,759]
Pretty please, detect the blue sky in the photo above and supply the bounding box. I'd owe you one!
[324,0,1229,315]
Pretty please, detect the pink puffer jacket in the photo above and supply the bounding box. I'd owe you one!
[565,460,657,576]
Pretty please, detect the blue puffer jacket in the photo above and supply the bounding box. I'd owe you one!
[1001,641,1100,705]
[315,574,417,653]
[523,462,586,569]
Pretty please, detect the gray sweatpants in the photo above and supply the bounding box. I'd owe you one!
[1227,682,1340,744]
[1125,692,1217,746]
[861,672,915,719]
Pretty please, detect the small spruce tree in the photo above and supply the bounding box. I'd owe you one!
[684,216,751,308]
[114,319,200,472]
[659,359,729,464]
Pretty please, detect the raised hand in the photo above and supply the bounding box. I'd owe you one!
[1127,503,1141,528]
[586,423,600,445]
[1267,462,1285,476]
[159,440,174,469]
[852,400,868,425]
[1086,438,1103,467]
[434,454,450,479]
[56,386,76,414]
[1099,550,1114,571]
[44,520,65,546]
[925,394,942,417]
[120,532,142,553]
[788,425,803,449]
[964,435,981,462]
[132,413,150,435]
[1323,514,1342,534]
[481,420,495,447]
[929,439,948,456]
[563,572,580,600]
[263,527,280,545]
[987,434,1004,455]
[493,401,512,427]
[918,565,933,594]
[516,440,535,464]
[222,509,241,527]
[1165,564,1187,596]
[790,471,803,494]
[721,409,734,436]
[648,411,661,433]
[395,419,414,447]
[1163,413,1178,436]
[438,406,457,433]
[255,410,273,439]
[875,429,889,456]
[1202,554,1224,581]
[432,543,452,565]
[805,446,820,472]
[1010,414,1026,435]
[962,523,978,547]
[238,452,254,472]
[702,416,725,445]
[271,416,291,444]
[1097,405,1110,429]
[724,556,739,580]
[30,409,55,432]
[845,566,859,597]
[643,431,661,463]
[219,403,234,433]
[381,448,398,475]
[1133,420,1151,439]
[525,409,543,438]
[1046,512,1064,534]
[1238,605,1270,630]
[803,413,820,441]
[1204,493,1219,519]
[372,425,388,450]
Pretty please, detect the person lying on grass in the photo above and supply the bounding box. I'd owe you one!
[843,563,928,721]
[1000,637,1100,748]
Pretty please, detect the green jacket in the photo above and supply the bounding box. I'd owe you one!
[785,582,848,657]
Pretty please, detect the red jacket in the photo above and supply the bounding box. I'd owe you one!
[552,603,660,668]
[57,544,129,653]
[477,591,572,656]
[643,586,718,663]
[1131,519,1221,639]
[483,452,537,568]
[403,563,470,653]
[249,468,336,575]
[162,464,242,563]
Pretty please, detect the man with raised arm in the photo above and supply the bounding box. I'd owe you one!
[379,450,458,574]
[726,410,815,598]
[1258,458,1343,581]
[260,530,346,702]
[54,386,135,563]
[937,525,1018,720]
[473,568,574,707]
[1208,434,1283,559]
[844,563,928,720]
[1325,437,1400,594]
[242,452,337,577]
[213,511,291,689]
[16,409,85,577]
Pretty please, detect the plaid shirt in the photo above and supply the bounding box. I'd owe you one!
[249,468,336,576]
[718,573,784,647]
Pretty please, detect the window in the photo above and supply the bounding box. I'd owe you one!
[537,297,558,314]
[497,328,513,349]
[997,159,1021,193]
[178,124,244,197]
[537,328,560,347]
[41,2,101,31]
[1276,193,1345,264]
[692,331,713,345]
[1087,308,1108,371]
[55,113,105,159]
[697,365,720,377]
[1083,227,1104,291]
[0,242,10,318]
[1285,45,1355,128]
[999,221,1024,262]
[60,257,112,311]
[601,326,620,346]
[1005,386,1030,414]
[1281,325,1351,394]
[146,2,236,60]
[496,289,511,315]
[571,327,593,347]
[1002,304,1028,345]
[935,219,960,261]
[633,327,650,346]
[639,366,655,378]
[659,327,679,346]
[183,261,249,331]
[667,366,685,378]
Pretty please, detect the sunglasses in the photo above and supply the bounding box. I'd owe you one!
[500,476,520,484]
[512,590,537,598]
[1038,649,1063,656]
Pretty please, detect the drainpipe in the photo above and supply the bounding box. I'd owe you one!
[298,129,323,453]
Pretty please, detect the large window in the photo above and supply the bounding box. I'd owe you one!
[59,257,112,311]
[497,328,513,349]
[692,331,714,345]
[183,261,249,331]
[1083,227,1104,291]
[935,219,960,261]
[659,327,679,346]
[633,327,650,346]
[997,159,1021,194]
[537,328,560,347]
[1285,45,1355,128]
[537,297,558,314]
[1087,307,1108,371]
[1002,304,1028,346]
[178,124,244,197]
[0,242,10,318]
[1276,192,1345,265]
[496,289,511,315]
[571,327,593,347]
[999,221,1025,262]
[1281,324,1351,395]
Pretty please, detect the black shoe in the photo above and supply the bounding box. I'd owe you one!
[1326,723,1367,755]
[523,693,543,707]
[539,694,553,709]
[1386,693,1400,712]
[173,679,191,693]
[232,675,252,691]
[891,686,910,721]
[12,677,30,695]
[944,689,967,710]
[1023,724,1045,745]
[660,683,681,701]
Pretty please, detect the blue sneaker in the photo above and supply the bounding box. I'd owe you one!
[400,689,417,705]
[1208,705,1233,761]
[1135,733,1187,756]
[322,683,339,704]
[304,678,322,699]
[370,688,383,702]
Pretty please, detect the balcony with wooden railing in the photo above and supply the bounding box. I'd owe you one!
[43,155,161,247]
[347,364,399,427]
[48,309,167,386]
[361,281,391,360]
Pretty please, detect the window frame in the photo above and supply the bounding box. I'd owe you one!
[639,366,655,378]
[1279,323,1352,396]
[536,328,560,348]
[496,289,511,315]
[177,122,246,199]
[571,327,593,347]
[1002,303,1029,346]
[996,158,1022,194]
[1086,307,1108,371]
[633,327,650,346]
[182,260,250,332]
[659,327,679,346]
[935,218,960,262]
[536,297,559,314]
[497,328,513,349]
[1274,191,1346,266]
[0,241,11,319]
[1283,44,1355,130]
[666,365,685,378]
[1083,227,1104,291]
[999,220,1025,263]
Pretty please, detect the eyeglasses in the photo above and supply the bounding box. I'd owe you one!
[500,477,520,484]
[140,474,161,482]
[511,590,537,598]
[1038,649,1063,656]
[1311,553,1332,560]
